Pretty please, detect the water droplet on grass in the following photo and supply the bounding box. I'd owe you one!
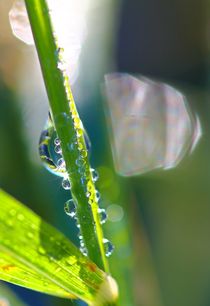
[91,168,99,182]
[95,190,100,202]
[39,114,91,177]
[27,232,34,239]
[98,208,107,224]
[57,158,66,171]
[9,209,16,217]
[64,199,76,218]
[6,220,13,227]
[54,137,60,145]
[62,177,71,190]
[103,239,114,257]
[54,144,62,154]
[17,214,24,221]
[80,245,87,256]
[38,247,46,255]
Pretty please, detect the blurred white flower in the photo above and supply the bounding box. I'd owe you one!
[9,0,90,83]
[104,73,202,176]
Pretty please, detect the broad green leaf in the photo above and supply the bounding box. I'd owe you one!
[0,281,28,306]
[0,189,118,305]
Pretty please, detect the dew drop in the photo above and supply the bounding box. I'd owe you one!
[55,267,61,273]
[57,158,66,170]
[50,236,55,242]
[81,149,87,158]
[103,239,114,257]
[76,157,86,167]
[39,116,65,177]
[62,177,71,190]
[91,168,99,182]
[54,144,62,154]
[17,214,24,221]
[39,114,91,177]
[77,128,83,137]
[95,190,101,202]
[88,198,94,205]
[64,199,76,218]
[27,232,34,239]
[9,209,16,217]
[66,256,77,265]
[76,221,81,228]
[38,246,46,255]
[57,60,66,71]
[98,208,107,224]
[78,233,83,240]
[54,137,61,146]
[73,116,81,126]
[80,177,86,186]
[80,245,87,256]
[80,239,85,247]
[6,220,13,227]
[31,224,37,230]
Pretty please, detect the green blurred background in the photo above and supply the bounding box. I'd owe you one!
[1,0,210,306]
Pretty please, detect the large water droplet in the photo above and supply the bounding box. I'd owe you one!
[39,114,91,177]
[38,246,46,255]
[27,232,34,239]
[104,73,202,176]
[54,144,62,154]
[103,238,114,257]
[57,158,66,171]
[62,177,71,190]
[17,214,24,221]
[9,209,16,217]
[98,208,107,224]
[95,190,101,202]
[54,137,60,146]
[64,199,76,218]
[91,168,99,182]
[80,245,87,256]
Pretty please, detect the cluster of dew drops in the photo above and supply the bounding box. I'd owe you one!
[39,115,114,257]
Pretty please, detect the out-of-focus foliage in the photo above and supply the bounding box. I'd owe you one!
[0,189,118,305]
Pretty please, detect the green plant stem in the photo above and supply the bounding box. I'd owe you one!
[24,0,109,273]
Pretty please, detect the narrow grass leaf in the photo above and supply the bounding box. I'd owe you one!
[0,189,118,305]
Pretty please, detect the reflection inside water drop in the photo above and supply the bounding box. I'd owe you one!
[62,177,71,190]
[64,199,76,218]
[39,113,91,177]
[103,238,114,257]
[104,73,202,176]
[98,208,107,224]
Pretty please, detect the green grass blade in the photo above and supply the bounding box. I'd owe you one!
[0,251,75,299]
[0,189,118,305]
[0,282,28,306]
[23,0,109,272]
